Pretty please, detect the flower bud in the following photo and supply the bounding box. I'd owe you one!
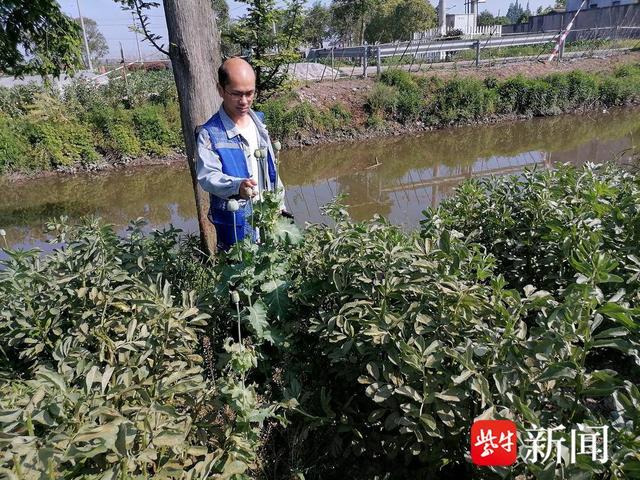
[227,199,239,212]
[230,290,240,304]
[254,148,263,159]
[273,140,282,151]
[0,229,5,237]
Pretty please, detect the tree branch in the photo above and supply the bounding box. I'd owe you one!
[132,0,170,56]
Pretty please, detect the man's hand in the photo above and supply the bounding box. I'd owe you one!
[239,178,257,200]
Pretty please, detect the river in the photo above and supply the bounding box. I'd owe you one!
[1,108,638,255]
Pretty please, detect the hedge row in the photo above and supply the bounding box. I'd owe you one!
[0,71,181,174]
[367,63,640,124]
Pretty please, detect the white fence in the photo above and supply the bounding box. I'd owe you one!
[413,24,503,40]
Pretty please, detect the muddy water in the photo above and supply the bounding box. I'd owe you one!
[1,108,638,254]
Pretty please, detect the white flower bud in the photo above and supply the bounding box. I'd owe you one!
[254,148,263,159]
[0,229,5,237]
[227,199,239,212]
[230,290,240,304]
[273,140,282,151]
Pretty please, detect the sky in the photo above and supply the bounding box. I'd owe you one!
[58,0,554,60]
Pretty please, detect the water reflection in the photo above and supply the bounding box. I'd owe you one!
[1,108,638,254]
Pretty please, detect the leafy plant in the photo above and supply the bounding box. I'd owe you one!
[0,218,279,478]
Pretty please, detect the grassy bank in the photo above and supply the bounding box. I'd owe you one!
[264,62,640,142]
[1,163,639,478]
[1,62,640,175]
[0,70,182,174]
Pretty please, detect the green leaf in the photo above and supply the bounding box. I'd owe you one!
[395,385,422,402]
[0,410,22,424]
[419,413,437,430]
[85,365,100,392]
[101,365,115,394]
[536,362,577,382]
[273,218,302,244]
[36,369,67,393]
[452,370,473,385]
[154,430,187,447]
[373,384,394,403]
[598,302,639,330]
[366,362,379,380]
[246,301,269,338]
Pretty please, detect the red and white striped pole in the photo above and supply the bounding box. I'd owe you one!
[548,0,587,62]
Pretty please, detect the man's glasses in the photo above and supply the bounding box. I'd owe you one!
[223,88,255,100]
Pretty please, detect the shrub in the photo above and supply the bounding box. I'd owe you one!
[377,70,426,122]
[0,219,275,478]
[87,105,142,158]
[495,75,530,113]
[288,101,322,131]
[497,76,561,116]
[183,166,640,478]
[366,112,385,129]
[397,87,425,122]
[241,167,639,478]
[422,163,640,302]
[379,69,419,93]
[63,77,109,112]
[24,119,99,168]
[429,77,495,122]
[599,77,637,106]
[127,70,178,106]
[3,166,640,478]
[366,83,399,116]
[0,83,46,117]
[260,95,351,140]
[260,95,292,139]
[614,63,640,78]
[329,102,352,123]
[565,70,599,108]
[133,104,178,155]
[0,115,31,173]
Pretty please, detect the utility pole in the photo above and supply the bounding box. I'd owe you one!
[272,20,278,53]
[438,0,446,35]
[120,42,131,105]
[76,0,93,70]
[132,12,143,63]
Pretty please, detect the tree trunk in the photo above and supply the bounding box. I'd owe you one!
[163,0,221,256]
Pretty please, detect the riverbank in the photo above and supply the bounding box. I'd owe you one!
[270,52,640,147]
[1,52,639,179]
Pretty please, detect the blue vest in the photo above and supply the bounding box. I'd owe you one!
[200,110,278,250]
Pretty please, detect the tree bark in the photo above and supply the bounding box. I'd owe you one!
[163,0,221,256]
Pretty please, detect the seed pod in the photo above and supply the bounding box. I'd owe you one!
[242,186,255,198]
[230,290,240,304]
[273,140,282,151]
[227,199,239,212]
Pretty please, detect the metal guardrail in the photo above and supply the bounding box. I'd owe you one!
[308,32,561,61]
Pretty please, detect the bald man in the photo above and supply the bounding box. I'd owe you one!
[196,57,287,251]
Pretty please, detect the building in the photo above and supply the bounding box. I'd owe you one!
[566,0,638,11]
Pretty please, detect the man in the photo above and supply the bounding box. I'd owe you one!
[196,57,286,251]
